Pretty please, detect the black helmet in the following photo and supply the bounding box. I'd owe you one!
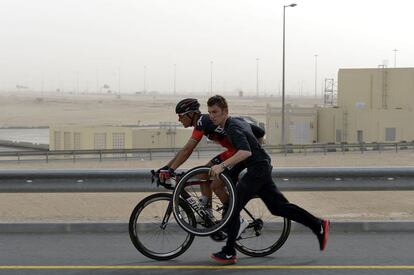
[175,98,200,114]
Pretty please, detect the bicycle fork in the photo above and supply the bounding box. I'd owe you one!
[160,199,174,230]
[180,190,215,227]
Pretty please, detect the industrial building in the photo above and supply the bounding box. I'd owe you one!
[49,116,261,151]
[50,124,194,150]
[318,67,414,143]
[265,104,317,145]
[264,67,414,145]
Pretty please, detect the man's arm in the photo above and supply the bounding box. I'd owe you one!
[210,123,253,176]
[210,149,251,176]
[168,137,200,170]
[222,150,251,168]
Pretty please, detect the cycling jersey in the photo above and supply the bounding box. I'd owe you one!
[224,116,270,167]
[191,114,264,164]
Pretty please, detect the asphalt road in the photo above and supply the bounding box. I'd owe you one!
[0,231,413,275]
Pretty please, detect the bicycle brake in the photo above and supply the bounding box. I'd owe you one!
[150,170,160,187]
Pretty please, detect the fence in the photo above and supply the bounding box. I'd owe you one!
[0,141,413,163]
[1,167,413,192]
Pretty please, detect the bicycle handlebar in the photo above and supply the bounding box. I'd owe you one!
[151,169,185,190]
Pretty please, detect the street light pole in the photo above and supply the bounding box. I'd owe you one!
[210,61,213,96]
[143,65,146,93]
[314,54,318,98]
[281,3,297,145]
[173,64,176,95]
[256,58,259,97]
[393,49,398,68]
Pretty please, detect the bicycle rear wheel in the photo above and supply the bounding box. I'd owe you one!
[129,193,196,261]
[172,166,236,236]
[235,197,291,257]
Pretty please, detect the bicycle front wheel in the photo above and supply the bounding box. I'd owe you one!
[235,197,291,257]
[129,193,196,261]
[172,166,236,236]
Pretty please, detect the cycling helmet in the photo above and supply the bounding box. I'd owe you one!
[175,98,200,114]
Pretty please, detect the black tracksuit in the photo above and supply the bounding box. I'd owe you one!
[223,117,322,253]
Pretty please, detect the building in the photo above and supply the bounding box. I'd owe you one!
[265,67,414,145]
[49,124,195,150]
[50,116,264,151]
[266,104,318,145]
[318,67,414,143]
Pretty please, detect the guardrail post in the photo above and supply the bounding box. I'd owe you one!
[17,153,21,163]
[396,143,398,153]
[46,152,49,163]
[73,152,76,163]
[197,149,200,159]
[99,151,102,161]
[149,150,152,160]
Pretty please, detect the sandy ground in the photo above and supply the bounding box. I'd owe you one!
[1,150,414,169]
[0,191,412,223]
[0,91,322,127]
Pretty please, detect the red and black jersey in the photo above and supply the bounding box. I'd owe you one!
[191,114,264,162]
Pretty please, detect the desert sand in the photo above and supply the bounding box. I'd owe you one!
[0,91,321,127]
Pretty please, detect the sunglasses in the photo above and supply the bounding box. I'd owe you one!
[178,112,190,119]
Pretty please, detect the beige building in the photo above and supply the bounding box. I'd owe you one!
[318,67,414,143]
[50,124,196,150]
[266,104,318,145]
[265,67,414,145]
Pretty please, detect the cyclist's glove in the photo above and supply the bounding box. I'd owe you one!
[158,167,175,183]
[156,165,169,174]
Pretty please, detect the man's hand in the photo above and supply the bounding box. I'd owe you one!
[159,167,175,183]
[156,165,169,174]
[209,164,224,178]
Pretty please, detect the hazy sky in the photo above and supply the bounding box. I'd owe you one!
[1,0,413,96]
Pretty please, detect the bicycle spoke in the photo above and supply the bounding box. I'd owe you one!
[172,166,236,236]
[129,193,195,260]
[235,198,291,257]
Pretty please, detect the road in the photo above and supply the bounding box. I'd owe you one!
[0,231,413,275]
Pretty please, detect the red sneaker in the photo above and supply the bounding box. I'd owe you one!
[211,250,237,264]
[318,219,330,251]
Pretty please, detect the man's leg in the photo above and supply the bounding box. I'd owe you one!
[211,166,264,263]
[211,162,246,210]
[258,165,330,250]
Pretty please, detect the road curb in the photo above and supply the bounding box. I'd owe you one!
[1,220,413,233]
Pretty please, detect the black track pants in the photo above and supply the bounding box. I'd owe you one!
[225,162,322,252]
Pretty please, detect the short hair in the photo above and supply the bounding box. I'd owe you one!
[207,95,228,111]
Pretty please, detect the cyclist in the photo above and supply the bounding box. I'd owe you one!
[157,98,264,238]
[207,95,330,264]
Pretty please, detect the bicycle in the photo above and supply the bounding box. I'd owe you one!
[129,165,291,260]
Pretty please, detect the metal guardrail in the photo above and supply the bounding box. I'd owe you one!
[0,141,414,163]
[0,167,413,192]
[0,139,48,150]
